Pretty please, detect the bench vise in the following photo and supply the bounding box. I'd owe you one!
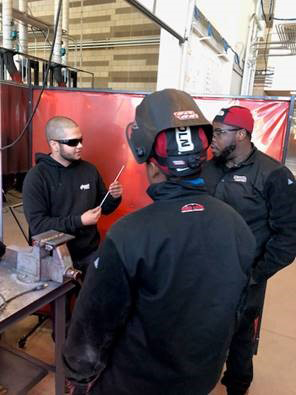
[1,230,81,283]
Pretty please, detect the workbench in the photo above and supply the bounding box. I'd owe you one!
[0,264,75,394]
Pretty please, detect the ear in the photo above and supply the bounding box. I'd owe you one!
[237,129,248,141]
[49,140,59,152]
[146,161,166,184]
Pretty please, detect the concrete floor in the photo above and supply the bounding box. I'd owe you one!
[1,191,296,394]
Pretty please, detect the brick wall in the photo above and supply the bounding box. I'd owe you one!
[27,0,160,90]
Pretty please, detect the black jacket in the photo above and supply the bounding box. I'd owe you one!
[63,180,255,395]
[22,153,121,260]
[202,146,296,284]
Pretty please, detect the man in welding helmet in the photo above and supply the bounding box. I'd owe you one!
[202,106,296,395]
[63,89,255,395]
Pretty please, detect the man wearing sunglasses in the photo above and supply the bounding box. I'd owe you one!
[23,116,122,274]
[202,106,296,395]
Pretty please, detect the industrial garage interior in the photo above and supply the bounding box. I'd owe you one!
[0,0,296,394]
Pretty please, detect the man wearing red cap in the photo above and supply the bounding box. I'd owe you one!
[63,90,256,395]
[202,105,296,395]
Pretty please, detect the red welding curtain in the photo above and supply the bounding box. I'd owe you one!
[0,83,30,175]
[32,90,290,239]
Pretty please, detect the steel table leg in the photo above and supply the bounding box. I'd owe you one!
[54,294,66,395]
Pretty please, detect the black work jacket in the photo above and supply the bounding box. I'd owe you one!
[63,180,255,395]
[23,153,121,260]
[202,146,296,284]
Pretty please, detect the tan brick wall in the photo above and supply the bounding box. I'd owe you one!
[27,0,160,90]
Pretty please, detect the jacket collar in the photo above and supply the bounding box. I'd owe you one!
[147,180,208,201]
[237,144,257,167]
[214,144,257,172]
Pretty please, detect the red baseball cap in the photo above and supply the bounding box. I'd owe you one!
[213,106,254,133]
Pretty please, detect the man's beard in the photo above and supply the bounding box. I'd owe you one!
[59,146,80,163]
[213,143,236,165]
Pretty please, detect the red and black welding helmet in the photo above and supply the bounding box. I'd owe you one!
[126,89,212,176]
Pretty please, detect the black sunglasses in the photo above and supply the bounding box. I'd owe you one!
[54,138,83,147]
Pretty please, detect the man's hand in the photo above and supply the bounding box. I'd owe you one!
[81,207,101,226]
[109,180,123,199]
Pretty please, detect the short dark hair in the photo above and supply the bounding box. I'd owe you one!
[46,116,79,141]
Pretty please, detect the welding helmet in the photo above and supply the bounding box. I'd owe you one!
[126,89,212,177]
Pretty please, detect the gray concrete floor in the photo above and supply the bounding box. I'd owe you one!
[1,191,296,394]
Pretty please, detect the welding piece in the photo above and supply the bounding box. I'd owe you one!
[0,283,48,313]
[99,165,125,208]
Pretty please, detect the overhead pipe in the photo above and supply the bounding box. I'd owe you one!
[179,0,195,89]
[240,14,257,94]
[125,0,185,44]
[53,0,62,63]
[12,7,54,32]
[65,34,78,67]
[62,0,69,65]
[19,0,28,53]
[258,52,296,57]
[253,41,296,46]
[2,0,13,49]
[28,37,160,50]
[241,0,263,95]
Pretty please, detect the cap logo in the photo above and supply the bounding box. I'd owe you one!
[175,127,194,153]
[173,160,186,165]
[174,111,199,120]
[181,203,205,213]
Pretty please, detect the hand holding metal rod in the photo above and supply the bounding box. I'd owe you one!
[99,165,125,208]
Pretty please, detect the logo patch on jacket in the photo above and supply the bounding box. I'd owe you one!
[181,203,205,213]
[94,257,100,269]
[174,111,199,120]
[233,175,247,183]
[80,183,90,190]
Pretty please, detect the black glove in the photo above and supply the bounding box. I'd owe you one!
[243,281,266,321]
[72,385,88,395]
[68,381,93,395]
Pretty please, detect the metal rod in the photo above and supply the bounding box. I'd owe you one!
[0,46,95,78]
[0,283,48,311]
[257,53,296,57]
[252,40,296,46]
[99,165,125,208]
[53,0,62,64]
[27,37,160,50]
[7,205,29,244]
[125,0,185,44]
